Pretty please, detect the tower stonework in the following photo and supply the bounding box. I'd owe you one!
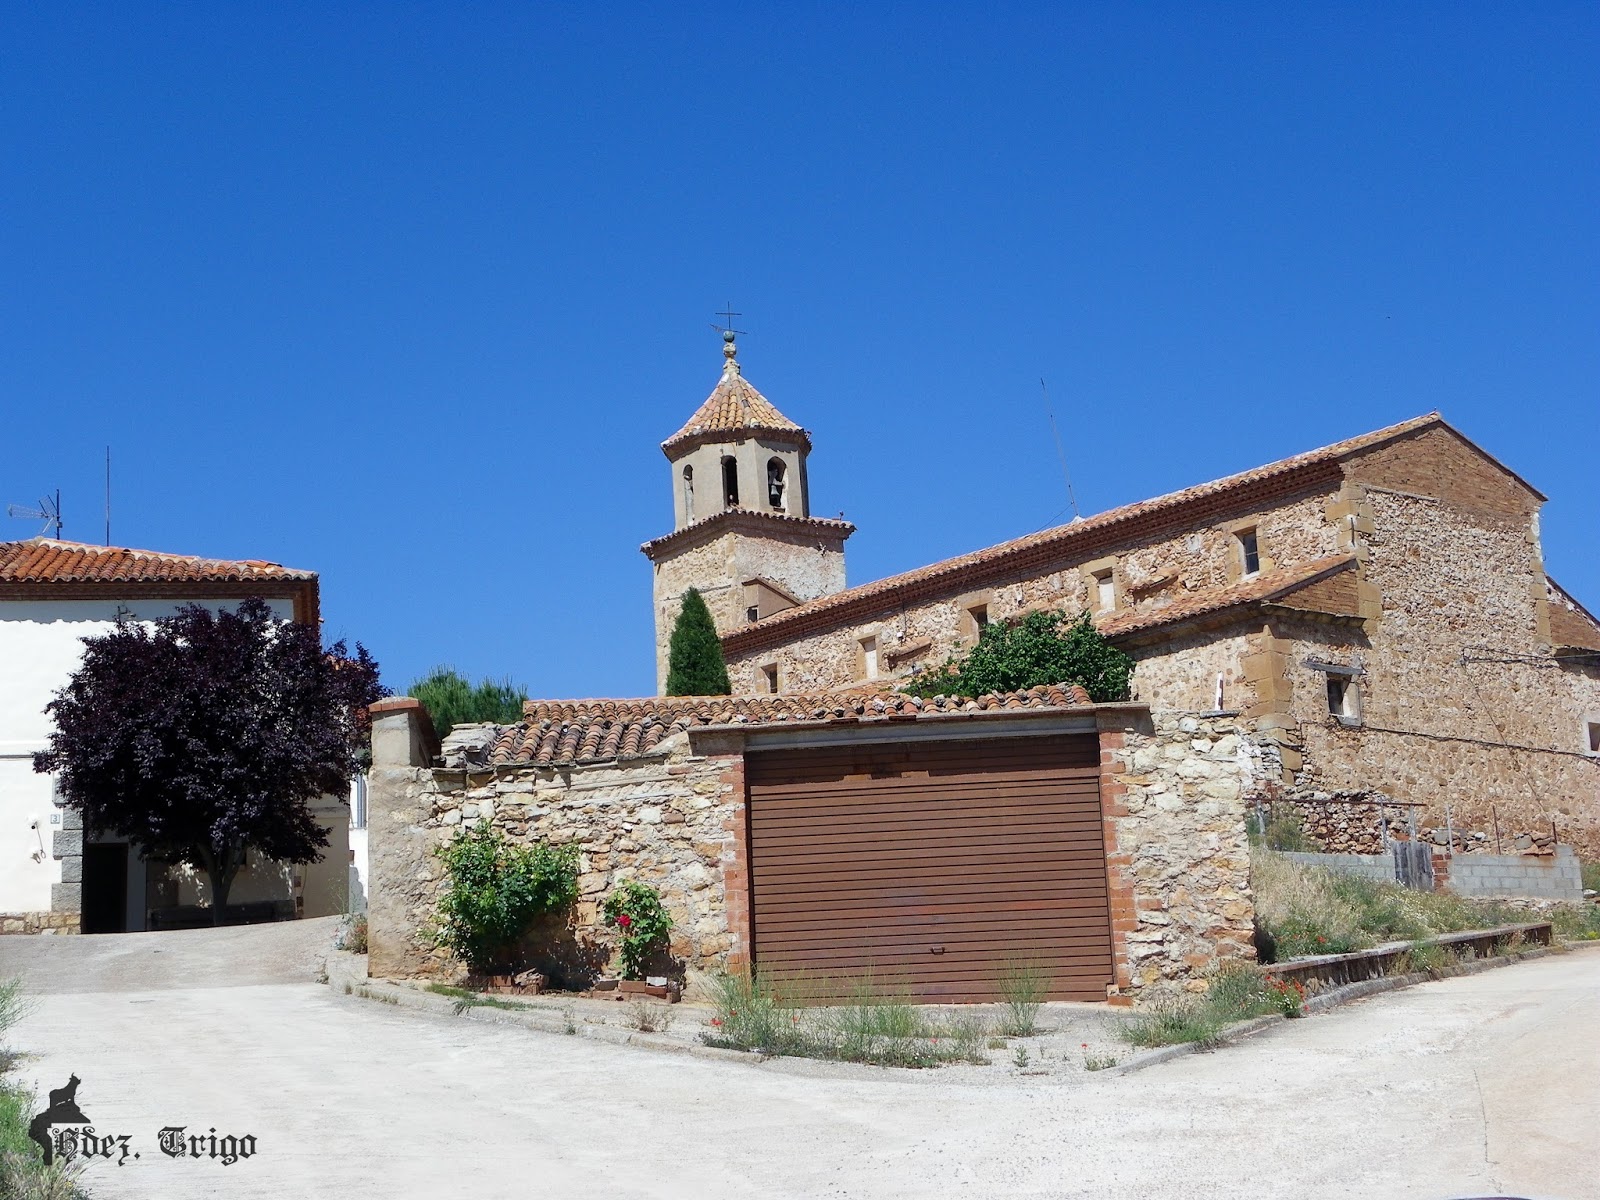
[642,333,852,694]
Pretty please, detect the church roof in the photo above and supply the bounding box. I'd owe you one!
[662,340,810,457]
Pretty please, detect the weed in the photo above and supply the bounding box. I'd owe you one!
[1550,902,1600,942]
[994,956,1050,1037]
[561,1005,577,1035]
[344,982,353,995]
[1581,860,1600,895]
[1011,1045,1030,1068]
[987,1037,1008,1050]
[1122,962,1287,1048]
[339,913,368,954]
[627,1000,674,1034]
[1083,1051,1119,1071]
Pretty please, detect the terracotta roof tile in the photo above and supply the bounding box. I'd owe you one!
[662,354,809,457]
[0,538,315,586]
[724,413,1443,654]
[482,684,1095,767]
[1547,578,1600,654]
[1100,555,1359,639]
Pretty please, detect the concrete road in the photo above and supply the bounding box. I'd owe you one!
[2,923,1596,1200]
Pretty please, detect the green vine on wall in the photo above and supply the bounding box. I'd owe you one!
[902,610,1134,702]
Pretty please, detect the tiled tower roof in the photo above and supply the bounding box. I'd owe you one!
[661,335,810,457]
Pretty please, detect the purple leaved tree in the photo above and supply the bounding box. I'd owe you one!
[34,598,384,925]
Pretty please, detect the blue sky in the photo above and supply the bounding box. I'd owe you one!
[3,5,1595,699]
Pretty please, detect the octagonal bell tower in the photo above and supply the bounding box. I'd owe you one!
[641,332,853,693]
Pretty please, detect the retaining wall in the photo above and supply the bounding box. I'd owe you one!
[1280,851,1395,885]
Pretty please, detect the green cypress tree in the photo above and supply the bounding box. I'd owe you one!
[666,588,731,696]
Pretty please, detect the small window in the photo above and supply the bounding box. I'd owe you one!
[966,603,989,639]
[746,605,760,623]
[761,664,779,694]
[1239,528,1261,577]
[767,458,787,510]
[682,465,694,522]
[721,456,739,508]
[861,636,879,680]
[1327,675,1361,722]
[1587,721,1600,754]
[1094,570,1116,613]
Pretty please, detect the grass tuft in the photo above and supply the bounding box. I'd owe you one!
[994,957,1049,1037]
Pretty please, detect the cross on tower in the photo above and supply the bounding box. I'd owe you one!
[714,304,746,337]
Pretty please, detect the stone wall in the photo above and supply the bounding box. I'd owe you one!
[366,730,746,985]
[0,911,79,934]
[725,486,1342,696]
[1098,710,1258,999]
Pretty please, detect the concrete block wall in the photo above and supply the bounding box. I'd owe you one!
[1280,850,1395,885]
[1446,847,1584,903]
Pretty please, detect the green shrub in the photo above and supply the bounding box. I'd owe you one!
[408,665,528,738]
[994,956,1050,1036]
[1246,804,1324,852]
[433,823,579,974]
[1550,903,1600,941]
[903,610,1133,702]
[602,881,674,980]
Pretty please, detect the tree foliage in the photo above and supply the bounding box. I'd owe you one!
[34,598,383,923]
[902,610,1134,702]
[433,823,580,974]
[665,588,730,696]
[407,665,528,737]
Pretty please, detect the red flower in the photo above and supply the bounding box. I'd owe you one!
[617,913,632,928]
[710,1017,722,1027]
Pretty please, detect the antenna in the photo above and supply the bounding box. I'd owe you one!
[1040,379,1081,521]
[105,447,111,546]
[7,489,63,538]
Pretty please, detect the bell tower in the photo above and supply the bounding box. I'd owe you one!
[642,331,853,693]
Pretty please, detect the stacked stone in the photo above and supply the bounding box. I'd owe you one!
[1109,713,1257,998]
[0,911,80,934]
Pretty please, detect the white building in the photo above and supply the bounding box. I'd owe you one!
[0,538,350,933]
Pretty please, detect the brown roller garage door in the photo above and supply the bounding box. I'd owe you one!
[746,734,1113,1003]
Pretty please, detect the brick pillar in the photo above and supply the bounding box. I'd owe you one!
[1097,725,1138,1006]
[715,754,753,973]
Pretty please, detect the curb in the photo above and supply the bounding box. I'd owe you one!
[1107,944,1556,1077]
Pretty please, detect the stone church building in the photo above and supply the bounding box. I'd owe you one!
[645,335,1600,858]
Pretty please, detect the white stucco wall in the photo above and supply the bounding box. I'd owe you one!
[0,596,294,914]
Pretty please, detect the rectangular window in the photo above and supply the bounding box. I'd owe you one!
[971,604,988,629]
[1326,675,1361,722]
[1094,570,1115,613]
[1239,528,1261,577]
[761,664,779,694]
[861,636,879,680]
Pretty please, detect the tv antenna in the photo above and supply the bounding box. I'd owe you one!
[1040,379,1082,521]
[7,489,63,538]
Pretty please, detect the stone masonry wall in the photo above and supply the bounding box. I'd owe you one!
[0,911,79,934]
[1099,710,1258,1000]
[1276,486,1600,860]
[726,486,1342,695]
[367,732,745,984]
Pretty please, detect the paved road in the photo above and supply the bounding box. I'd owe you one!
[2,923,1596,1200]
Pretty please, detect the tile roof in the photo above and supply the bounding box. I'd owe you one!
[482,684,1095,767]
[723,413,1446,654]
[0,538,315,586]
[640,508,854,560]
[661,351,809,457]
[1099,555,1359,640]
[1547,578,1600,654]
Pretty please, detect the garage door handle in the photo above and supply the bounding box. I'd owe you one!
[929,944,945,954]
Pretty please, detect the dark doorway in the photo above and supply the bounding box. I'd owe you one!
[81,843,129,934]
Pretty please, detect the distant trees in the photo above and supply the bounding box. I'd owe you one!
[35,599,383,924]
[665,588,730,696]
[903,610,1134,702]
[408,666,529,737]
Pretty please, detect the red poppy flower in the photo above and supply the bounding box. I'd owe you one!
[618,914,632,928]
[710,1017,722,1026]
